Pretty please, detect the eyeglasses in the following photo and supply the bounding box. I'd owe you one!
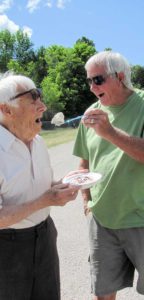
[87,73,116,86]
[10,88,42,101]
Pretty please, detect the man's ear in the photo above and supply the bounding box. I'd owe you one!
[117,72,124,82]
[0,103,12,117]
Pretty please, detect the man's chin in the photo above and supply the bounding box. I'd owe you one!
[99,98,109,106]
[33,128,42,138]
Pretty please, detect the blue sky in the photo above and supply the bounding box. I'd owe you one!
[0,0,144,66]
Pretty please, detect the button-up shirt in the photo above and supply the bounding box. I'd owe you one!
[0,125,52,228]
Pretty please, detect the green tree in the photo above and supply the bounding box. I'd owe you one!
[104,47,112,51]
[74,36,96,61]
[131,65,144,89]
[57,37,97,117]
[14,30,35,65]
[0,29,35,75]
[33,47,48,86]
[0,29,15,72]
[7,30,36,77]
[41,74,64,120]
[42,38,97,118]
[17,47,48,87]
[45,45,71,68]
[7,60,24,74]
[75,36,95,47]
[42,45,71,116]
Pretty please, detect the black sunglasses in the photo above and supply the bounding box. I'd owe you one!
[10,88,42,101]
[87,73,117,87]
[87,75,107,86]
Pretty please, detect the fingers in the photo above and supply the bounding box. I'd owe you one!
[64,187,78,199]
[52,183,69,189]
[53,183,79,193]
[84,206,91,216]
[83,108,104,117]
[82,114,107,124]
[82,109,108,130]
[69,186,79,194]
[82,116,98,126]
[55,185,79,197]
[59,189,78,206]
[90,118,95,124]
[82,109,107,124]
[71,190,78,197]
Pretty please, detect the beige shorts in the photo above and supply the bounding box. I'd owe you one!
[87,213,144,297]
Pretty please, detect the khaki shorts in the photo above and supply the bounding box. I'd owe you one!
[87,213,144,297]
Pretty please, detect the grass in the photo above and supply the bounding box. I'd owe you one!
[40,127,78,148]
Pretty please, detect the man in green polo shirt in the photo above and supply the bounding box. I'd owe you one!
[73,51,144,300]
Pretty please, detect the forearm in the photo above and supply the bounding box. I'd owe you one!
[0,191,53,228]
[0,183,78,228]
[106,126,144,163]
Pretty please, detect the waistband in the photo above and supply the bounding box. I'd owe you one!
[0,216,50,239]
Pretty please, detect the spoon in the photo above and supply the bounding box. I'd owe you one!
[51,112,83,127]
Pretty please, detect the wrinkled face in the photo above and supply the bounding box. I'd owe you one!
[86,64,121,106]
[9,89,46,143]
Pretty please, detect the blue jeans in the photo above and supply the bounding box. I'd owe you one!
[0,216,60,300]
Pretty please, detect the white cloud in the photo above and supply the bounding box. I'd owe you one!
[0,0,13,13]
[22,26,33,38]
[0,14,19,32]
[56,0,65,9]
[0,14,33,38]
[26,0,41,13]
[45,0,52,8]
[26,0,70,11]
[57,0,70,9]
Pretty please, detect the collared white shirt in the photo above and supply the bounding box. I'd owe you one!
[0,125,53,228]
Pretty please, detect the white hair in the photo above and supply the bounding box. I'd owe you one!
[0,73,36,121]
[0,73,36,104]
[85,51,133,90]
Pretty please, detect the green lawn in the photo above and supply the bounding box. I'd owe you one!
[40,127,78,148]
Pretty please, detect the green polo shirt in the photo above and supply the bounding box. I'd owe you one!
[73,89,144,229]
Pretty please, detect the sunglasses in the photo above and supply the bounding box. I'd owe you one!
[10,88,42,101]
[87,73,116,86]
[87,75,107,86]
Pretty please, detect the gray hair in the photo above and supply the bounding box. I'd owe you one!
[0,73,36,121]
[85,51,133,90]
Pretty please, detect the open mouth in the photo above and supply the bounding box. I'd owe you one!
[98,93,104,98]
[35,118,41,123]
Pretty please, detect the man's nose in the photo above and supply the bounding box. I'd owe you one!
[37,98,47,112]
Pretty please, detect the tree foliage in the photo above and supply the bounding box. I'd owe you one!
[0,29,15,72]
[0,29,144,119]
[131,65,144,89]
[14,30,35,64]
[42,39,96,118]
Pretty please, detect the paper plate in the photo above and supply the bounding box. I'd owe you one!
[62,172,102,189]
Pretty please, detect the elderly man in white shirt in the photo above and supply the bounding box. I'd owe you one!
[0,74,78,300]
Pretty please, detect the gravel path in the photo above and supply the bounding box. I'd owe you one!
[49,141,143,300]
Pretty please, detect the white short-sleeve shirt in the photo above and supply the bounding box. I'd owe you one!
[0,125,53,228]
